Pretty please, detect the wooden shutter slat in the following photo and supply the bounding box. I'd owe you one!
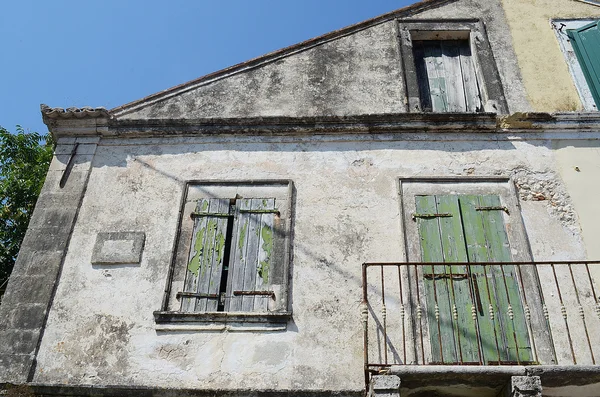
[459,195,506,363]
[441,41,468,112]
[423,42,449,112]
[253,198,276,313]
[436,195,479,363]
[415,195,450,363]
[181,198,211,312]
[226,198,276,313]
[197,198,229,312]
[414,42,433,112]
[180,198,229,312]
[458,42,483,113]
[226,199,248,312]
[478,195,532,363]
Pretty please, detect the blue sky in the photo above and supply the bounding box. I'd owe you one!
[0,0,414,135]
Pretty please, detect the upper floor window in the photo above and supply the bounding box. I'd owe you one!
[399,20,508,114]
[413,39,483,113]
[553,19,600,111]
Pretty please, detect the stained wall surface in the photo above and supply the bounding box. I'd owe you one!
[115,0,529,120]
[32,132,598,391]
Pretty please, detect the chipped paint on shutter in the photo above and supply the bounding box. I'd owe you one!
[180,198,229,312]
[416,194,532,364]
[226,198,275,312]
[414,40,482,113]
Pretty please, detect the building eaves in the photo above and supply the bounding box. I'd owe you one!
[41,104,111,121]
[109,0,458,118]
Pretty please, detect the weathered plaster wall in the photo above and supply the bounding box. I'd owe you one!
[501,0,600,112]
[32,132,596,390]
[118,0,530,120]
[553,140,600,260]
[120,21,405,120]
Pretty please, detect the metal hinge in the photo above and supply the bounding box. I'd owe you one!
[412,213,452,221]
[176,291,219,300]
[423,273,468,280]
[475,206,509,215]
[233,290,275,299]
[191,208,280,219]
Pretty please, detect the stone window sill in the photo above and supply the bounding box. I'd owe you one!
[153,311,291,332]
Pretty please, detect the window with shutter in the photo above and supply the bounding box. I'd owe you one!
[415,194,532,364]
[413,40,483,113]
[398,20,508,114]
[156,181,293,326]
[568,21,600,109]
[553,19,599,111]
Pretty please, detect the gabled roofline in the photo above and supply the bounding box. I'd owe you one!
[110,0,458,118]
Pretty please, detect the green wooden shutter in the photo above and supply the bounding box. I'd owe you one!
[413,40,482,113]
[568,21,600,108]
[180,198,229,312]
[415,194,532,364]
[415,195,479,364]
[226,198,276,313]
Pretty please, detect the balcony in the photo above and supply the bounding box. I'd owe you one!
[361,261,600,393]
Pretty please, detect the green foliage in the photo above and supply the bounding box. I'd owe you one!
[0,126,53,285]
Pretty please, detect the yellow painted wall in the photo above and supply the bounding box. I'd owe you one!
[501,0,600,112]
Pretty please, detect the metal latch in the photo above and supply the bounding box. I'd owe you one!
[233,290,275,299]
[423,273,468,280]
[176,291,219,300]
[412,213,452,221]
[475,206,509,215]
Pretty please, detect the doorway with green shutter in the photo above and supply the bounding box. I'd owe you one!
[399,177,556,365]
[414,194,533,364]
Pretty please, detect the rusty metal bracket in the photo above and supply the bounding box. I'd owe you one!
[423,273,468,280]
[190,212,230,218]
[176,291,219,300]
[239,209,280,215]
[412,213,452,221]
[475,206,509,215]
[233,290,275,298]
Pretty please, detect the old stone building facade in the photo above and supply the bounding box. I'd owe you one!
[1,0,600,396]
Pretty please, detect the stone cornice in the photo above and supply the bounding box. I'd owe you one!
[43,111,600,140]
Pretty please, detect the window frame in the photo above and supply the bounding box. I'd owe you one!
[553,19,599,112]
[398,19,508,114]
[155,180,294,328]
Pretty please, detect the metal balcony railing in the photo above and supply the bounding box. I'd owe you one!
[361,261,600,380]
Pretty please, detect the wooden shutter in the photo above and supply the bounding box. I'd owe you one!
[460,195,531,363]
[415,195,479,364]
[415,195,532,364]
[413,40,482,113]
[568,21,600,108]
[180,198,230,312]
[226,198,276,313]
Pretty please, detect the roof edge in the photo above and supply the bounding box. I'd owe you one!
[109,0,458,117]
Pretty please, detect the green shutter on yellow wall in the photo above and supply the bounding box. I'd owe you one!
[415,195,532,364]
[568,21,600,108]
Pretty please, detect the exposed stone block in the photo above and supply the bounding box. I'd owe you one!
[0,275,54,307]
[370,375,401,397]
[6,304,47,330]
[502,376,542,397]
[92,232,146,265]
[0,353,34,383]
[0,329,39,355]
[19,227,71,252]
